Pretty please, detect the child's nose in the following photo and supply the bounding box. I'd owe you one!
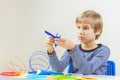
[79,29,84,35]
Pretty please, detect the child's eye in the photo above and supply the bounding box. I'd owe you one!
[77,26,80,29]
[83,25,89,30]
[83,27,89,30]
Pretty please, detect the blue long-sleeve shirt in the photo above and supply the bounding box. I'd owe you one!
[48,44,110,75]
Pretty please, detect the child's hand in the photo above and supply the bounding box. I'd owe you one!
[45,36,55,54]
[55,38,75,51]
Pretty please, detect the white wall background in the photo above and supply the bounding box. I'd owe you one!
[0,0,120,75]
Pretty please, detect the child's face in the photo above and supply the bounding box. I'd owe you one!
[76,23,96,43]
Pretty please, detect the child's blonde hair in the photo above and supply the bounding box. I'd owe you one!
[76,10,103,40]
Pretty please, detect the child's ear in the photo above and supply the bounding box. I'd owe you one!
[95,31,100,35]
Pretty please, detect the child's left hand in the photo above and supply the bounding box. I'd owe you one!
[55,38,75,51]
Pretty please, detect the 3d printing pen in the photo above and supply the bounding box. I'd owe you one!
[36,70,62,75]
[44,30,61,47]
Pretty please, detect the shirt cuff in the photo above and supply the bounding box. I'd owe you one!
[67,45,77,54]
[47,50,56,57]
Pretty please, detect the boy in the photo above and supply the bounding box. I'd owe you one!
[45,10,110,75]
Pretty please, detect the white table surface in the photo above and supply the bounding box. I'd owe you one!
[82,75,120,80]
[0,75,120,80]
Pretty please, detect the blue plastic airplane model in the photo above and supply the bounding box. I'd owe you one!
[44,30,61,47]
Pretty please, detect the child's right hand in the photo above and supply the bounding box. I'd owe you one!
[55,38,75,51]
[45,36,55,54]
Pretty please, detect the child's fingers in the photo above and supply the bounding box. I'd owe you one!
[55,38,65,42]
[55,38,66,46]
[45,36,55,42]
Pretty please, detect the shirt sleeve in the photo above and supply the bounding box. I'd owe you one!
[48,50,71,72]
